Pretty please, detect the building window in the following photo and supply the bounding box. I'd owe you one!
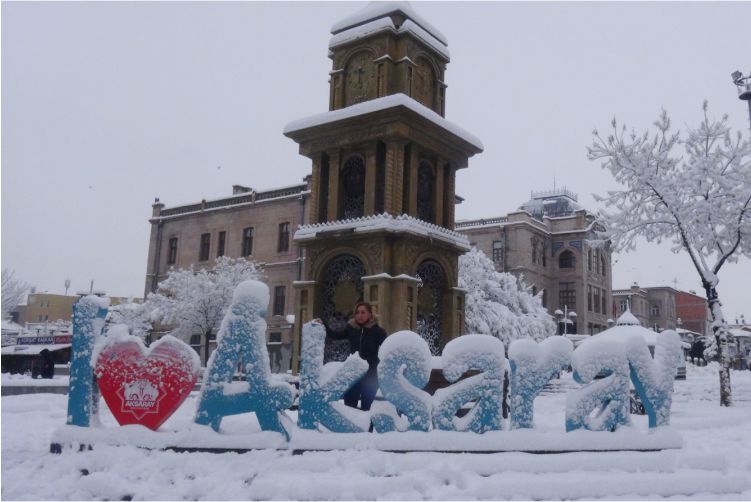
[600,255,607,277]
[199,233,211,261]
[532,239,539,265]
[242,227,254,257]
[587,285,593,312]
[277,222,290,253]
[217,231,226,257]
[417,161,435,223]
[492,240,503,264]
[620,299,628,312]
[273,286,286,316]
[594,287,601,314]
[601,291,607,316]
[167,237,178,265]
[587,249,593,272]
[651,304,660,317]
[559,250,575,269]
[559,282,576,310]
[340,156,365,219]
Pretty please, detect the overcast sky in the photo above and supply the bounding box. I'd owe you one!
[3,1,750,321]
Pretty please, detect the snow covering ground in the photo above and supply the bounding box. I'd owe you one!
[2,362,751,500]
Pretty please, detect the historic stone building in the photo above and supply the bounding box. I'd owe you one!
[456,189,613,335]
[613,284,709,335]
[284,3,483,364]
[144,3,484,368]
[144,182,311,367]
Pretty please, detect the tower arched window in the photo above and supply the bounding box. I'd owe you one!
[559,250,575,269]
[417,161,435,223]
[340,156,365,219]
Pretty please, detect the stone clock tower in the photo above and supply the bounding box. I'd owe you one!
[284,3,482,365]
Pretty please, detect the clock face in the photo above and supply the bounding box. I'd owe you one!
[414,57,434,108]
[345,51,375,106]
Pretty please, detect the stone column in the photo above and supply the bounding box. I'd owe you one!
[390,275,422,334]
[444,167,456,230]
[408,147,419,217]
[364,144,377,216]
[291,280,316,374]
[385,140,406,215]
[327,149,341,222]
[434,159,445,226]
[361,274,392,332]
[309,154,321,224]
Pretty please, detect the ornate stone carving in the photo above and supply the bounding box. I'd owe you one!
[344,51,376,106]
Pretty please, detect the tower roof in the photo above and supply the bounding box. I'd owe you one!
[330,1,448,46]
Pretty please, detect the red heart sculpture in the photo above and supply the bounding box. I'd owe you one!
[95,335,200,431]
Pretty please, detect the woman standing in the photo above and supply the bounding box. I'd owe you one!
[323,302,387,411]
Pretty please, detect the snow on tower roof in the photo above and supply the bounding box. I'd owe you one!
[283,93,483,151]
[331,1,448,47]
[329,16,449,60]
[616,309,641,326]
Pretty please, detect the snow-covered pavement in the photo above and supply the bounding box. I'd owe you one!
[2,362,751,500]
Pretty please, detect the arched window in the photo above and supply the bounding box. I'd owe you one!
[416,259,445,355]
[559,250,575,269]
[320,254,366,362]
[600,254,607,277]
[417,161,435,223]
[340,156,365,219]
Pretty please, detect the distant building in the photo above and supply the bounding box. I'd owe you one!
[144,181,311,367]
[455,188,613,335]
[18,292,133,326]
[612,284,709,335]
[675,290,710,336]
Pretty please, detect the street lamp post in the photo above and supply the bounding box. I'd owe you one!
[554,306,577,335]
[731,69,751,138]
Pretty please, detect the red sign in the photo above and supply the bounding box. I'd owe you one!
[95,337,199,431]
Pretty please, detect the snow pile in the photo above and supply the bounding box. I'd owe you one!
[509,336,573,429]
[372,330,433,432]
[8,364,751,499]
[433,335,506,432]
[194,280,294,437]
[297,321,369,433]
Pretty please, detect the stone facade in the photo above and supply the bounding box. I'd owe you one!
[144,182,311,366]
[612,284,707,334]
[284,5,482,366]
[456,189,613,335]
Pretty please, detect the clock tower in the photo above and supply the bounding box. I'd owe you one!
[285,3,483,365]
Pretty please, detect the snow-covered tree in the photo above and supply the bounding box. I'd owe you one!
[2,268,30,320]
[107,299,151,339]
[144,256,262,363]
[459,248,556,349]
[588,103,751,407]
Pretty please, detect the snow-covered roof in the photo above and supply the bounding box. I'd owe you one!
[1,320,24,333]
[284,93,483,151]
[616,310,640,326]
[330,16,449,60]
[331,1,448,46]
[294,213,470,250]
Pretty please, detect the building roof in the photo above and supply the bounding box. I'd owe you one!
[1,343,71,355]
[283,93,483,151]
[330,1,448,46]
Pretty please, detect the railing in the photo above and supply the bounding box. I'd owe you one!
[455,216,508,228]
[158,184,309,218]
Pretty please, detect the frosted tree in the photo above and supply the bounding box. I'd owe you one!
[588,103,751,406]
[107,300,152,339]
[144,256,261,364]
[2,268,30,320]
[459,247,556,348]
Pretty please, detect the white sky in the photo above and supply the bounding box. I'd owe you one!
[2,1,750,321]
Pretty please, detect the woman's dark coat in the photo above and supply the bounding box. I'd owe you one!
[326,318,387,372]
